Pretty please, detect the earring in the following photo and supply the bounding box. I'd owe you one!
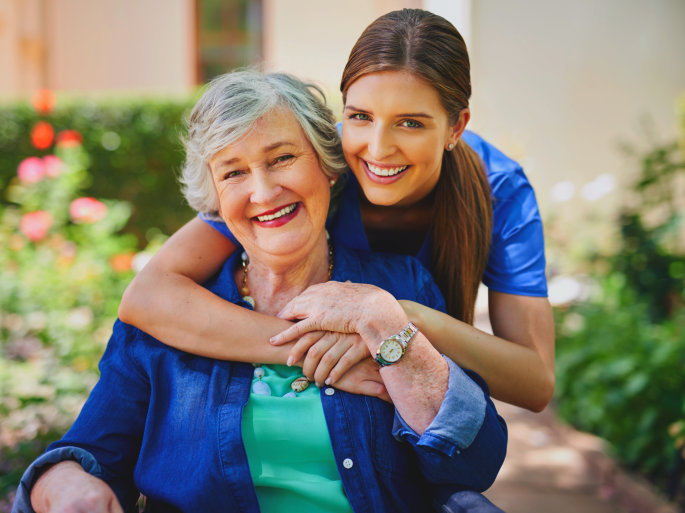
[447,143,455,151]
[329,178,336,186]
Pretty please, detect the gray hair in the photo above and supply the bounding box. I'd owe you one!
[180,70,348,215]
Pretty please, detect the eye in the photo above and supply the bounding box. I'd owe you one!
[272,154,295,166]
[348,112,371,121]
[400,119,423,129]
[221,169,243,181]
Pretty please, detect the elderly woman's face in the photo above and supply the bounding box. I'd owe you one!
[209,108,331,262]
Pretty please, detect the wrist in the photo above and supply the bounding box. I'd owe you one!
[358,290,409,346]
[31,461,83,510]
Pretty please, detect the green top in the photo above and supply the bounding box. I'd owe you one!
[241,364,354,513]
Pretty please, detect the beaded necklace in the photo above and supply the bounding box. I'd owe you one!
[241,237,333,397]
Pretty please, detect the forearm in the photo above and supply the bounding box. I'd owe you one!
[377,334,449,434]
[121,271,293,362]
[400,299,555,411]
[357,294,449,434]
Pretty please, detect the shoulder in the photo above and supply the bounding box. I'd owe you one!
[462,130,535,204]
[463,130,542,231]
[333,244,446,312]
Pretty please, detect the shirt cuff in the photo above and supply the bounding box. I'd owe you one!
[12,447,103,513]
[392,356,487,457]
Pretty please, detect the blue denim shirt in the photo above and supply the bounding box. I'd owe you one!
[13,245,507,513]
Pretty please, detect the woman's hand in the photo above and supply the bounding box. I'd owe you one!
[285,330,370,387]
[31,461,123,513]
[272,281,406,345]
[332,357,390,402]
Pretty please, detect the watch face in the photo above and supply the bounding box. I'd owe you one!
[379,337,403,363]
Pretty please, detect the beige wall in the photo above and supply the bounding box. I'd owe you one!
[0,0,46,94]
[262,0,421,109]
[0,0,195,97]
[466,1,685,234]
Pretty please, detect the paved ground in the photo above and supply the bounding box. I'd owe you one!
[483,401,679,513]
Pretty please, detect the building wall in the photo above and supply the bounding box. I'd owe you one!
[467,0,685,223]
[261,0,421,107]
[0,0,195,96]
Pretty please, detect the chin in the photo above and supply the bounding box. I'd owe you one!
[362,188,403,207]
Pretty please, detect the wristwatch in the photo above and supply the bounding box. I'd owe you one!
[375,322,418,367]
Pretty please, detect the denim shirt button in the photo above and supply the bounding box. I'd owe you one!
[324,387,335,396]
[342,458,354,469]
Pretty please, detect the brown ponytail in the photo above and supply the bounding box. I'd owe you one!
[433,142,492,323]
[341,8,493,323]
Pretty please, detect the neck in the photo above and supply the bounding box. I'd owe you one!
[360,187,436,231]
[237,233,330,316]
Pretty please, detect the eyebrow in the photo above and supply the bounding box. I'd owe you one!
[214,141,297,168]
[344,105,434,119]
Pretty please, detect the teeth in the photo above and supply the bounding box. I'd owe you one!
[366,162,408,177]
[256,203,297,222]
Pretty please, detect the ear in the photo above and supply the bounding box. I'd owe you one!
[445,108,470,150]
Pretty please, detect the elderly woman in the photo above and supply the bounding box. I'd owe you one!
[13,71,506,513]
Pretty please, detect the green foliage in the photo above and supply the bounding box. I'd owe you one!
[555,103,685,498]
[555,279,684,480]
[0,96,196,243]
[613,140,685,322]
[0,120,164,499]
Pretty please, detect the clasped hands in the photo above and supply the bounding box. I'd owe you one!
[272,281,411,402]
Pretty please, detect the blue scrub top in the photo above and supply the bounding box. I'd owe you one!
[202,130,548,297]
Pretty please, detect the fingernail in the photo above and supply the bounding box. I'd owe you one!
[286,356,293,367]
[270,336,278,344]
[324,378,331,385]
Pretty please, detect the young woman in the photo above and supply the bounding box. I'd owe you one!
[118,8,555,412]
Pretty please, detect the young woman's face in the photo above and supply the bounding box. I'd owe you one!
[342,70,460,207]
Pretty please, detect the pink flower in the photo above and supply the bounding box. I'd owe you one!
[20,211,53,241]
[42,155,64,178]
[31,121,54,149]
[17,157,46,183]
[70,197,107,223]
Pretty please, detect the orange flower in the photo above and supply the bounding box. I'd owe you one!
[20,211,53,241]
[56,129,83,148]
[70,197,107,223]
[17,157,46,182]
[32,89,56,114]
[110,252,135,272]
[31,121,54,149]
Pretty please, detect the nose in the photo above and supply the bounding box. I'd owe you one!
[367,124,395,160]
[250,169,283,205]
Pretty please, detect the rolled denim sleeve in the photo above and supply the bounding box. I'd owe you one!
[392,356,507,490]
[12,321,147,513]
[12,447,105,513]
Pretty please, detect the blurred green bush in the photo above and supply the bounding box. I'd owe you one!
[555,97,685,500]
[0,96,196,244]
[0,105,164,499]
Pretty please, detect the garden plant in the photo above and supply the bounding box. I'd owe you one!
[0,92,165,510]
[554,97,685,506]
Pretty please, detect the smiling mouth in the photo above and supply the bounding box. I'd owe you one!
[254,203,298,222]
[364,161,409,177]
